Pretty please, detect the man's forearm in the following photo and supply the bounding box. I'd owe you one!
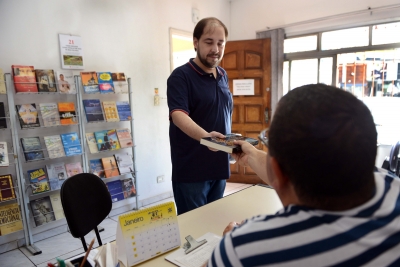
[171,111,208,141]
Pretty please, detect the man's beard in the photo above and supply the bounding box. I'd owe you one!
[197,48,221,68]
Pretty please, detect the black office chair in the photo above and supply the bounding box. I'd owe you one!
[60,173,112,251]
[382,141,400,177]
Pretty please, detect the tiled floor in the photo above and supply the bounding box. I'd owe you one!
[0,182,252,267]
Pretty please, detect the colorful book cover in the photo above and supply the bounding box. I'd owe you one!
[0,174,16,201]
[106,180,124,202]
[46,162,67,191]
[11,65,38,93]
[116,101,132,121]
[0,68,6,94]
[58,102,77,125]
[55,70,76,94]
[94,130,110,151]
[121,178,136,199]
[20,137,45,162]
[44,135,66,159]
[60,132,82,156]
[102,101,120,122]
[27,167,50,194]
[116,128,133,148]
[0,102,7,129]
[107,129,120,150]
[0,141,9,167]
[111,72,128,93]
[114,152,134,174]
[0,203,23,235]
[97,72,115,94]
[65,162,83,178]
[82,99,104,122]
[39,103,60,127]
[89,159,105,178]
[80,71,99,93]
[85,132,99,154]
[101,156,120,178]
[16,104,40,128]
[30,196,56,226]
[35,69,56,92]
[49,193,65,220]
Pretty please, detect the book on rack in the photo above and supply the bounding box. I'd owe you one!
[80,71,99,93]
[82,99,105,122]
[97,72,115,94]
[39,103,60,127]
[85,132,99,154]
[0,141,9,167]
[44,135,66,159]
[106,180,124,202]
[0,174,16,202]
[89,159,105,178]
[200,135,259,154]
[16,103,40,129]
[30,196,56,227]
[114,152,134,174]
[121,178,136,199]
[0,68,6,94]
[111,72,127,93]
[49,192,65,220]
[20,137,45,162]
[0,203,23,236]
[58,102,77,125]
[65,162,83,178]
[0,102,7,129]
[102,101,120,122]
[60,132,82,156]
[101,156,120,178]
[116,101,132,121]
[11,65,38,93]
[27,167,50,194]
[107,129,120,150]
[94,130,111,151]
[116,128,133,148]
[46,162,67,190]
[55,70,76,94]
[35,69,56,92]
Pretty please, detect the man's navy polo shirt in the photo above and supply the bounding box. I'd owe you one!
[167,59,233,183]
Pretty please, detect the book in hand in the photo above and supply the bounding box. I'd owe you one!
[0,203,23,235]
[55,70,76,94]
[97,72,115,93]
[11,65,38,93]
[116,101,132,121]
[60,132,82,156]
[0,102,7,129]
[27,167,50,194]
[102,101,120,122]
[101,156,120,178]
[35,69,56,92]
[116,128,133,148]
[200,135,259,153]
[85,132,99,154]
[111,72,127,93]
[114,152,134,174]
[106,180,124,202]
[0,142,9,167]
[82,99,105,122]
[30,196,56,226]
[0,68,6,94]
[121,178,136,199]
[80,71,99,93]
[89,159,106,178]
[16,104,40,128]
[39,103,60,127]
[65,162,83,178]
[46,163,67,190]
[0,174,16,202]
[58,102,77,125]
[20,137,45,161]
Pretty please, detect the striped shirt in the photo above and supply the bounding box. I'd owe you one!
[208,169,400,267]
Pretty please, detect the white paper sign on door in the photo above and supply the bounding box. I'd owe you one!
[233,79,254,96]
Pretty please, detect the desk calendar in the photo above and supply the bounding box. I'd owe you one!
[116,201,181,267]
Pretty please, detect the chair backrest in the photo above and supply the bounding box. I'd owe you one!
[60,173,112,238]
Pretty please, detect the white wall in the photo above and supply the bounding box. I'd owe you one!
[0,0,230,202]
[230,0,400,39]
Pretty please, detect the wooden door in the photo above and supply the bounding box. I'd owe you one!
[221,38,271,184]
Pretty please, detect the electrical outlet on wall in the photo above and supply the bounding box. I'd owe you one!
[157,175,165,183]
[192,8,199,24]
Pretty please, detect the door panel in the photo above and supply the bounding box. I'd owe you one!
[221,39,271,184]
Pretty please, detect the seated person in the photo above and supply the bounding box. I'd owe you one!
[206,83,400,267]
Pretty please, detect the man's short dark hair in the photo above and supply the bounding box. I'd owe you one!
[268,84,377,209]
[193,17,228,51]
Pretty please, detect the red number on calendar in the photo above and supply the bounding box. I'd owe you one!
[69,40,74,45]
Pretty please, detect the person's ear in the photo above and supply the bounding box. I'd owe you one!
[193,38,198,52]
[270,157,289,190]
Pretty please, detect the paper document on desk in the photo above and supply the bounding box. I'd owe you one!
[165,232,221,267]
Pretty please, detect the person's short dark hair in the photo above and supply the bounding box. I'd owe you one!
[268,84,377,209]
[193,17,228,51]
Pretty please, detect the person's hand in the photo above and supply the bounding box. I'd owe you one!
[205,131,226,151]
[231,140,258,166]
[223,220,244,235]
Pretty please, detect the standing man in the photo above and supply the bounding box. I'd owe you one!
[167,17,232,215]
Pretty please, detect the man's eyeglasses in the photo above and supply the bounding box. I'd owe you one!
[258,128,269,147]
